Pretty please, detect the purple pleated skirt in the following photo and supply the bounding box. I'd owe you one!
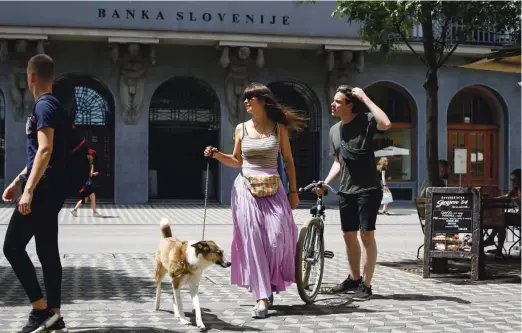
[230,167,298,300]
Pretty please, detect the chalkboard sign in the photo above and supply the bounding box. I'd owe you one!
[423,187,483,281]
[432,193,473,233]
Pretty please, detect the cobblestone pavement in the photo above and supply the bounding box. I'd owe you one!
[0,251,519,333]
[0,202,418,225]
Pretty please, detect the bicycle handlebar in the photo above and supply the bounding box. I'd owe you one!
[298,181,339,196]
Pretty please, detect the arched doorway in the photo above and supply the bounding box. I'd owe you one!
[149,77,220,200]
[267,80,321,200]
[364,81,417,200]
[0,89,4,179]
[447,85,503,188]
[53,74,116,199]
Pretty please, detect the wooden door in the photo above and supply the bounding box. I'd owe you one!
[448,127,498,187]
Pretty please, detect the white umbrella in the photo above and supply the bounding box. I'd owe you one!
[374,146,410,157]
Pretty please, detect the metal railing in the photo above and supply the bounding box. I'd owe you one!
[410,23,519,46]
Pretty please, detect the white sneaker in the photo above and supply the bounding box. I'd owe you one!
[70,209,77,217]
[93,211,102,217]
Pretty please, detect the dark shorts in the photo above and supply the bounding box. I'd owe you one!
[339,188,383,232]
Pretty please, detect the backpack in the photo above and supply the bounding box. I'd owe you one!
[37,94,91,197]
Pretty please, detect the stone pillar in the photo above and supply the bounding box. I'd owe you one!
[111,42,155,204]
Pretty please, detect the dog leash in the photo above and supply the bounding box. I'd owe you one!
[202,156,210,240]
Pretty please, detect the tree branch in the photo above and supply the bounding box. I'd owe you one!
[395,23,427,66]
[437,42,459,68]
[436,16,452,63]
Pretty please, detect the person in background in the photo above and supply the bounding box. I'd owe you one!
[484,168,521,255]
[377,157,391,214]
[70,151,101,217]
[419,160,449,197]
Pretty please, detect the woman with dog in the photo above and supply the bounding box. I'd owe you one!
[204,82,303,319]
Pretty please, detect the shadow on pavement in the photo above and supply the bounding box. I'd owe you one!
[0,265,157,307]
[65,329,179,333]
[378,256,521,285]
[269,302,379,317]
[157,308,261,332]
[372,293,470,303]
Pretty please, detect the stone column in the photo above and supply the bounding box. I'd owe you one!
[111,42,155,204]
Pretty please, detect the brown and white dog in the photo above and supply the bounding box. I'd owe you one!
[154,218,231,330]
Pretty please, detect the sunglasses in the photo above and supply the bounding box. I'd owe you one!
[244,92,263,101]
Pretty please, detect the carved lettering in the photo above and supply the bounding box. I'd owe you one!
[202,13,212,22]
[97,8,291,25]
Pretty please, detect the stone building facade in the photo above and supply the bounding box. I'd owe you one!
[0,1,519,204]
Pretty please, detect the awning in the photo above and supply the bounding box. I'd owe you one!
[375,146,410,157]
[459,55,521,73]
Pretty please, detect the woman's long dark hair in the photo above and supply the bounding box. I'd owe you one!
[243,82,306,132]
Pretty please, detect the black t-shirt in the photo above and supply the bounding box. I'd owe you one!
[330,113,383,194]
[25,93,66,180]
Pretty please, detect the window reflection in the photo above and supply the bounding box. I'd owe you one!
[373,129,412,180]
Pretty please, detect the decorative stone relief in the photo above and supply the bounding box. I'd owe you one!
[222,46,265,127]
[325,50,352,101]
[9,40,35,121]
[115,43,153,125]
[0,40,8,64]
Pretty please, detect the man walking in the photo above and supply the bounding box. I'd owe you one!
[317,85,391,301]
[2,54,68,332]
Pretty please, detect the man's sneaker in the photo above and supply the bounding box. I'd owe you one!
[48,316,69,333]
[330,275,362,293]
[70,209,77,217]
[21,308,59,333]
[93,211,102,217]
[352,282,373,301]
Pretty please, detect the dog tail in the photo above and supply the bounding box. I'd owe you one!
[160,218,172,238]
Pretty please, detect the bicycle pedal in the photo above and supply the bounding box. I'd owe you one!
[324,250,334,259]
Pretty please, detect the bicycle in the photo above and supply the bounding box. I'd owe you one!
[295,181,338,304]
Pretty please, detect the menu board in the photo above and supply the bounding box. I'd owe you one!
[432,193,473,233]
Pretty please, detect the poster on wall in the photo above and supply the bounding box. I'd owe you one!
[454,148,467,174]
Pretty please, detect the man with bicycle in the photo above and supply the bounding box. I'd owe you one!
[317,85,391,301]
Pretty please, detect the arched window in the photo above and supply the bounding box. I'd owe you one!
[267,80,322,198]
[149,77,220,130]
[72,86,110,126]
[365,82,416,181]
[149,77,221,200]
[53,74,115,198]
[448,90,495,125]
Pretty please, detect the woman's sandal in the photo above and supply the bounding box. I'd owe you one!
[251,301,268,319]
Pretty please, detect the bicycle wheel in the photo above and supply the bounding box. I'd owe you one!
[295,217,325,304]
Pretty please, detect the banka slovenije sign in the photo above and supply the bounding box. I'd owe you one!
[98,8,291,26]
[432,194,473,233]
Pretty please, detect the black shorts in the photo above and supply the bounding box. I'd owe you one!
[339,188,383,232]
